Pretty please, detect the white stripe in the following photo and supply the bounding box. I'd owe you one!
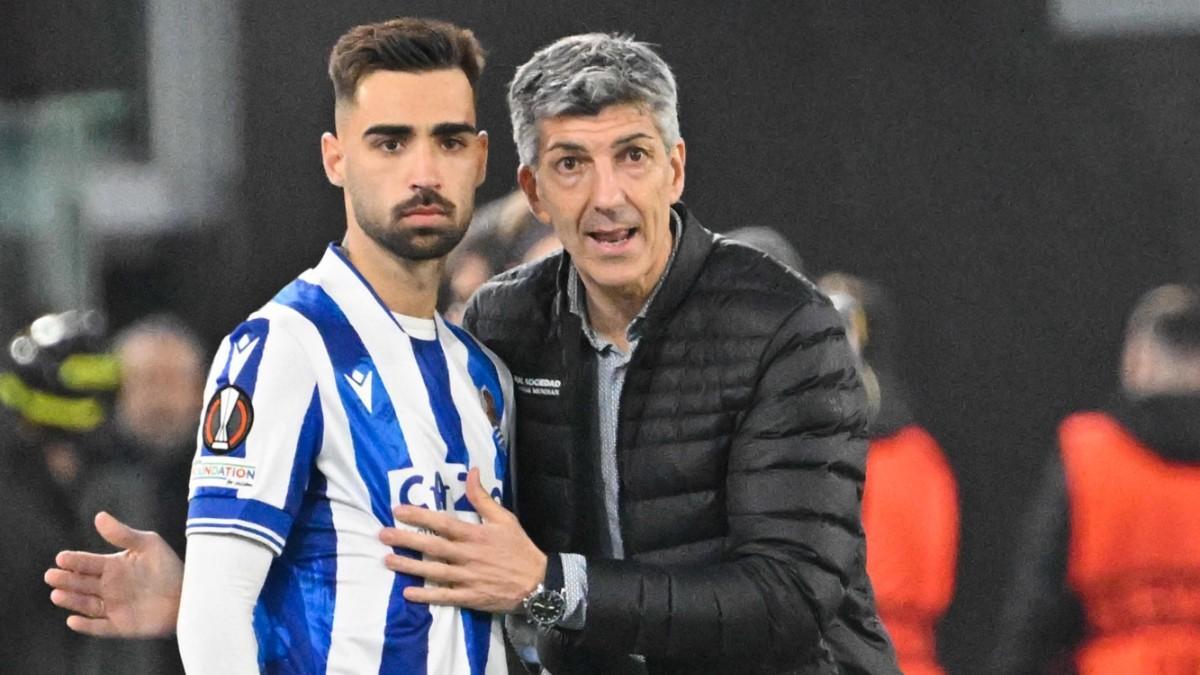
[184,525,284,555]
[185,518,287,549]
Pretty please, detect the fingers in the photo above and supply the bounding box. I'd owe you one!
[385,555,470,585]
[402,584,479,607]
[391,505,474,541]
[44,567,101,596]
[65,615,117,638]
[50,589,104,618]
[54,550,110,577]
[94,511,145,551]
[380,528,461,562]
[465,468,508,522]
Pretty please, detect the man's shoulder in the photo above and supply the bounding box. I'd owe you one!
[692,235,832,327]
[468,253,562,326]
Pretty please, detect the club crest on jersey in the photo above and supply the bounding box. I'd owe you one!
[479,386,499,428]
[202,385,254,454]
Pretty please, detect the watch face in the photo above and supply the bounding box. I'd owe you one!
[529,589,566,625]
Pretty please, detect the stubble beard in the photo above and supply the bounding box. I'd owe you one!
[354,198,470,262]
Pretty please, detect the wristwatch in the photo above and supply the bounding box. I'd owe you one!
[522,554,567,628]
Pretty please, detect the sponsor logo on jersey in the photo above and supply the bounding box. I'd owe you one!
[202,385,254,454]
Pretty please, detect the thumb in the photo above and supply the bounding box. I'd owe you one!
[465,468,505,521]
[94,511,147,551]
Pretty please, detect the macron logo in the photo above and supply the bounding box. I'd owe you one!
[227,334,261,384]
[345,369,374,413]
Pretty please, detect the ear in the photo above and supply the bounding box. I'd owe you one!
[474,130,490,188]
[321,131,345,187]
[517,164,551,224]
[668,138,686,203]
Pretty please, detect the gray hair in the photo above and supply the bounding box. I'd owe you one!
[507,33,680,166]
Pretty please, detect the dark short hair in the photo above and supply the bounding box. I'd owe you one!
[328,17,485,103]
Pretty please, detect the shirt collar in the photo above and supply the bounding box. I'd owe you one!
[567,209,683,352]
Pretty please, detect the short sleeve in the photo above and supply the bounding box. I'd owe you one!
[186,316,324,555]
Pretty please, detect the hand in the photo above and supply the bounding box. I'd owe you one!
[44,511,184,638]
[382,468,546,613]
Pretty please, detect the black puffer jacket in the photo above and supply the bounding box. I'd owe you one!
[464,204,898,674]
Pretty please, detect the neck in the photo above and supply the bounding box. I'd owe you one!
[580,278,651,352]
[341,227,443,318]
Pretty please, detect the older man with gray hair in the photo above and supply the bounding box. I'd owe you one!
[383,33,898,674]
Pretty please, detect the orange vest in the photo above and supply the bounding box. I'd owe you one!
[863,425,958,675]
[1061,411,1200,675]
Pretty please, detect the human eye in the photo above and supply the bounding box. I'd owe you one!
[440,136,467,151]
[621,146,649,163]
[377,138,404,153]
[555,156,581,173]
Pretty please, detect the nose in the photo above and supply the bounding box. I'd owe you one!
[590,159,626,214]
[409,138,442,191]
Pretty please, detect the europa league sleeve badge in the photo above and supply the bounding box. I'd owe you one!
[202,385,255,455]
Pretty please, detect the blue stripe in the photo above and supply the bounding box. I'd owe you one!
[410,339,471,469]
[441,325,504,674]
[256,468,337,674]
[273,278,430,675]
[444,324,510,497]
[227,318,271,398]
[187,496,293,546]
[284,388,324,516]
[196,318,271,500]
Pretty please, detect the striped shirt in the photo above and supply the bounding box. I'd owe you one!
[186,244,512,674]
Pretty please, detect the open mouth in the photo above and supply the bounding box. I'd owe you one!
[587,227,638,246]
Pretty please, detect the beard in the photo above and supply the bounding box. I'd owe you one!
[353,188,470,261]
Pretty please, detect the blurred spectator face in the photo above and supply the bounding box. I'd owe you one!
[519,104,684,297]
[449,251,493,306]
[1121,334,1200,397]
[520,232,563,265]
[115,331,205,455]
[321,69,488,261]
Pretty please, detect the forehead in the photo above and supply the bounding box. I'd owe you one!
[342,68,476,129]
[537,104,662,150]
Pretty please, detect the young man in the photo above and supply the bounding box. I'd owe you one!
[48,18,525,674]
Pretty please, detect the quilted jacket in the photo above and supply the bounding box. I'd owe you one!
[464,204,899,674]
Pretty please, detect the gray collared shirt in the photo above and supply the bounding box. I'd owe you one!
[555,209,682,629]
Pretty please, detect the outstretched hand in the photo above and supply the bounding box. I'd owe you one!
[382,468,546,613]
[44,511,184,638]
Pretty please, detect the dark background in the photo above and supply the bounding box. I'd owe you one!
[5,1,1199,671]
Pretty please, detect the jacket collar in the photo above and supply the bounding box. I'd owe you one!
[551,202,716,341]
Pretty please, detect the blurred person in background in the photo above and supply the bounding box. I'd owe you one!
[724,225,807,276]
[110,314,207,559]
[441,189,558,323]
[991,283,1200,674]
[819,272,959,675]
[0,309,155,673]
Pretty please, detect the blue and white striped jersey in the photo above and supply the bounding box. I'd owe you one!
[187,244,513,674]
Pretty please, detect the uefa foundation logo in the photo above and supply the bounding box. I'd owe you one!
[202,385,255,454]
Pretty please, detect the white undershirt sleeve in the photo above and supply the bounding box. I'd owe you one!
[177,533,274,674]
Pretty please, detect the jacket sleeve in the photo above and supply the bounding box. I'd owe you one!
[568,299,873,664]
[989,452,1083,675]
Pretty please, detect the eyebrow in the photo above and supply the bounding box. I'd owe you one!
[363,124,413,140]
[612,132,654,148]
[432,122,477,137]
[545,133,656,156]
[362,123,477,139]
